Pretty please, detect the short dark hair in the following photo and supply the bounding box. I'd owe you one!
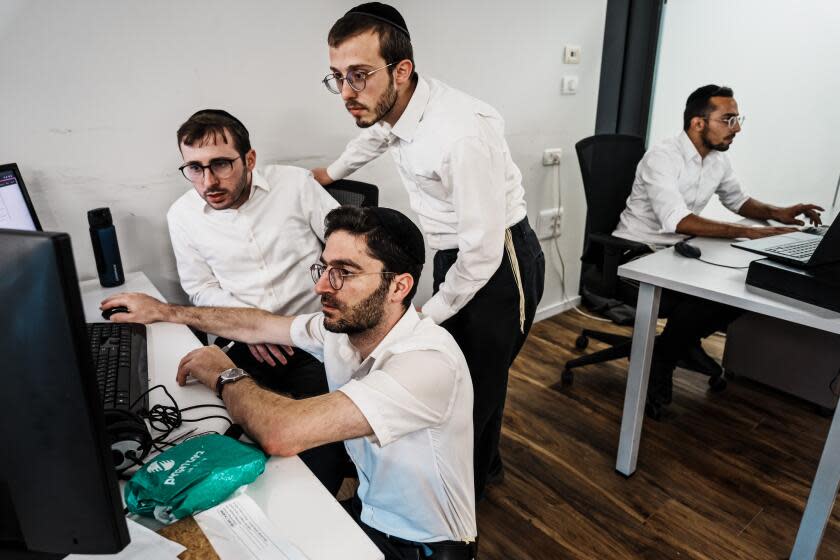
[324,206,424,309]
[328,13,417,80]
[683,85,734,131]
[176,109,251,157]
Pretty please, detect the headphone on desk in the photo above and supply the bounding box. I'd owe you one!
[103,408,152,472]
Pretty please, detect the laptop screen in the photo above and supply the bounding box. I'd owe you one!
[0,163,41,231]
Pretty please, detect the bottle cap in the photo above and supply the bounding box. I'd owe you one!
[87,207,113,228]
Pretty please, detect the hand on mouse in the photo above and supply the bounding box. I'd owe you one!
[100,292,169,324]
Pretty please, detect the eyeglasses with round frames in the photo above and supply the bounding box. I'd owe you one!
[322,62,396,94]
[179,156,243,182]
[703,115,745,129]
[310,263,395,290]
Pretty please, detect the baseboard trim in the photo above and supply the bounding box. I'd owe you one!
[535,296,581,323]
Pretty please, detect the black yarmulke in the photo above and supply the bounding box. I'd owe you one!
[369,207,425,264]
[346,2,410,38]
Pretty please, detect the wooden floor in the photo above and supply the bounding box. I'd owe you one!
[476,310,840,560]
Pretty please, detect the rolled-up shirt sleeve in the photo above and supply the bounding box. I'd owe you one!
[289,313,327,362]
[326,125,391,181]
[638,151,693,233]
[716,159,750,214]
[338,350,460,447]
[421,135,506,324]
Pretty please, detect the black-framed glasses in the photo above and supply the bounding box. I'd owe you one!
[322,63,396,94]
[704,115,745,129]
[179,156,243,182]
[310,263,394,290]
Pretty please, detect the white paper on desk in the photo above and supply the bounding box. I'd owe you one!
[66,517,185,559]
[195,493,309,560]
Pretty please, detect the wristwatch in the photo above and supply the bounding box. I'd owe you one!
[216,367,250,398]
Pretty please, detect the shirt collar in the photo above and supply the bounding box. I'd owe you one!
[357,306,422,367]
[201,167,270,214]
[678,130,703,163]
[387,75,430,143]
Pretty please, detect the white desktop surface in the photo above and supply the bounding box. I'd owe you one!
[80,272,383,560]
[615,238,840,560]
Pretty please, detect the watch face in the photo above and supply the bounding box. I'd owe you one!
[222,368,246,382]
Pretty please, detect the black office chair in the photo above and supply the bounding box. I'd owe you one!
[324,179,379,207]
[562,134,724,388]
[561,134,649,384]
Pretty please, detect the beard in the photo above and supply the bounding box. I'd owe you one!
[350,78,398,128]
[203,169,250,209]
[701,128,733,152]
[322,279,389,334]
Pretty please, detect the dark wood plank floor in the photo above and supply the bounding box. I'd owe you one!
[477,310,840,559]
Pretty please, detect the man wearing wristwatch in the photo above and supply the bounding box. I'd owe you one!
[102,206,478,560]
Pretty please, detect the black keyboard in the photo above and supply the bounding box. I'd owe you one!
[765,238,821,260]
[86,322,149,413]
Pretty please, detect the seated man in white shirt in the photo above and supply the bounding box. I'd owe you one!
[102,207,478,560]
[613,84,823,419]
[168,109,345,491]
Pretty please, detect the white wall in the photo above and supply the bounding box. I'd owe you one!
[649,0,840,221]
[0,0,607,315]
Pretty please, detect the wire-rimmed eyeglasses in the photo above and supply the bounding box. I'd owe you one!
[704,115,745,129]
[179,156,243,182]
[322,63,396,94]
[310,263,394,290]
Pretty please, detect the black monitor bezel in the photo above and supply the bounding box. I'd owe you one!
[0,163,43,231]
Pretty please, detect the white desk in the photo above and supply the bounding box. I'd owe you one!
[615,237,840,560]
[80,272,383,560]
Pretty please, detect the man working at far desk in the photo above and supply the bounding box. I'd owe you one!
[102,206,478,560]
[613,84,823,419]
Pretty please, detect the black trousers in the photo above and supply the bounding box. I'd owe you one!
[225,342,350,495]
[340,496,477,560]
[433,217,545,499]
[648,290,744,399]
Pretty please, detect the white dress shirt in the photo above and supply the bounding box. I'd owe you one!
[613,131,750,246]
[167,165,339,314]
[290,307,476,543]
[327,76,528,324]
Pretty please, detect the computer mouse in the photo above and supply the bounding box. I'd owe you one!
[101,306,129,320]
[673,241,701,259]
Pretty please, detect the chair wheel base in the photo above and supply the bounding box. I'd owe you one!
[645,401,662,421]
[561,369,574,385]
[575,335,589,350]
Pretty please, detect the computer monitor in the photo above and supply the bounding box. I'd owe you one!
[0,229,129,558]
[0,163,42,231]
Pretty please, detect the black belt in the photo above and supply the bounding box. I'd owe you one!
[386,534,477,559]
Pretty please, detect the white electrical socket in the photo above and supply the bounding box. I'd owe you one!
[564,45,581,64]
[542,148,562,166]
[536,207,563,239]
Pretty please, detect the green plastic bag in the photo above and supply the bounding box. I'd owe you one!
[125,434,267,524]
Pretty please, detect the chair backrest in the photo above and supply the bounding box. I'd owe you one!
[575,134,646,264]
[324,179,379,207]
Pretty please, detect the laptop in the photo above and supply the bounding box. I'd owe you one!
[731,215,840,267]
[0,163,149,413]
[0,162,42,231]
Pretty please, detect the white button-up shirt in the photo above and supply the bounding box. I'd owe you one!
[167,165,339,314]
[327,76,528,324]
[290,306,476,543]
[613,131,750,246]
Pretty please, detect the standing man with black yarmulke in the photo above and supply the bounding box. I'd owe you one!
[312,2,545,500]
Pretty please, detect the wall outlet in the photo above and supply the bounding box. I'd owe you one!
[536,207,563,239]
[561,75,579,95]
[564,45,581,64]
[542,148,562,166]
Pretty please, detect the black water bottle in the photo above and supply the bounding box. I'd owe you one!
[88,207,125,287]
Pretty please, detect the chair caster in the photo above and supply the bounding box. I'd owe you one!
[723,369,736,380]
[575,335,589,350]
[561,369,574,385]
[708,375,727,393]
[645,401,662,421]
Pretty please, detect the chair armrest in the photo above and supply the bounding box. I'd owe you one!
[589,233,650,297]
